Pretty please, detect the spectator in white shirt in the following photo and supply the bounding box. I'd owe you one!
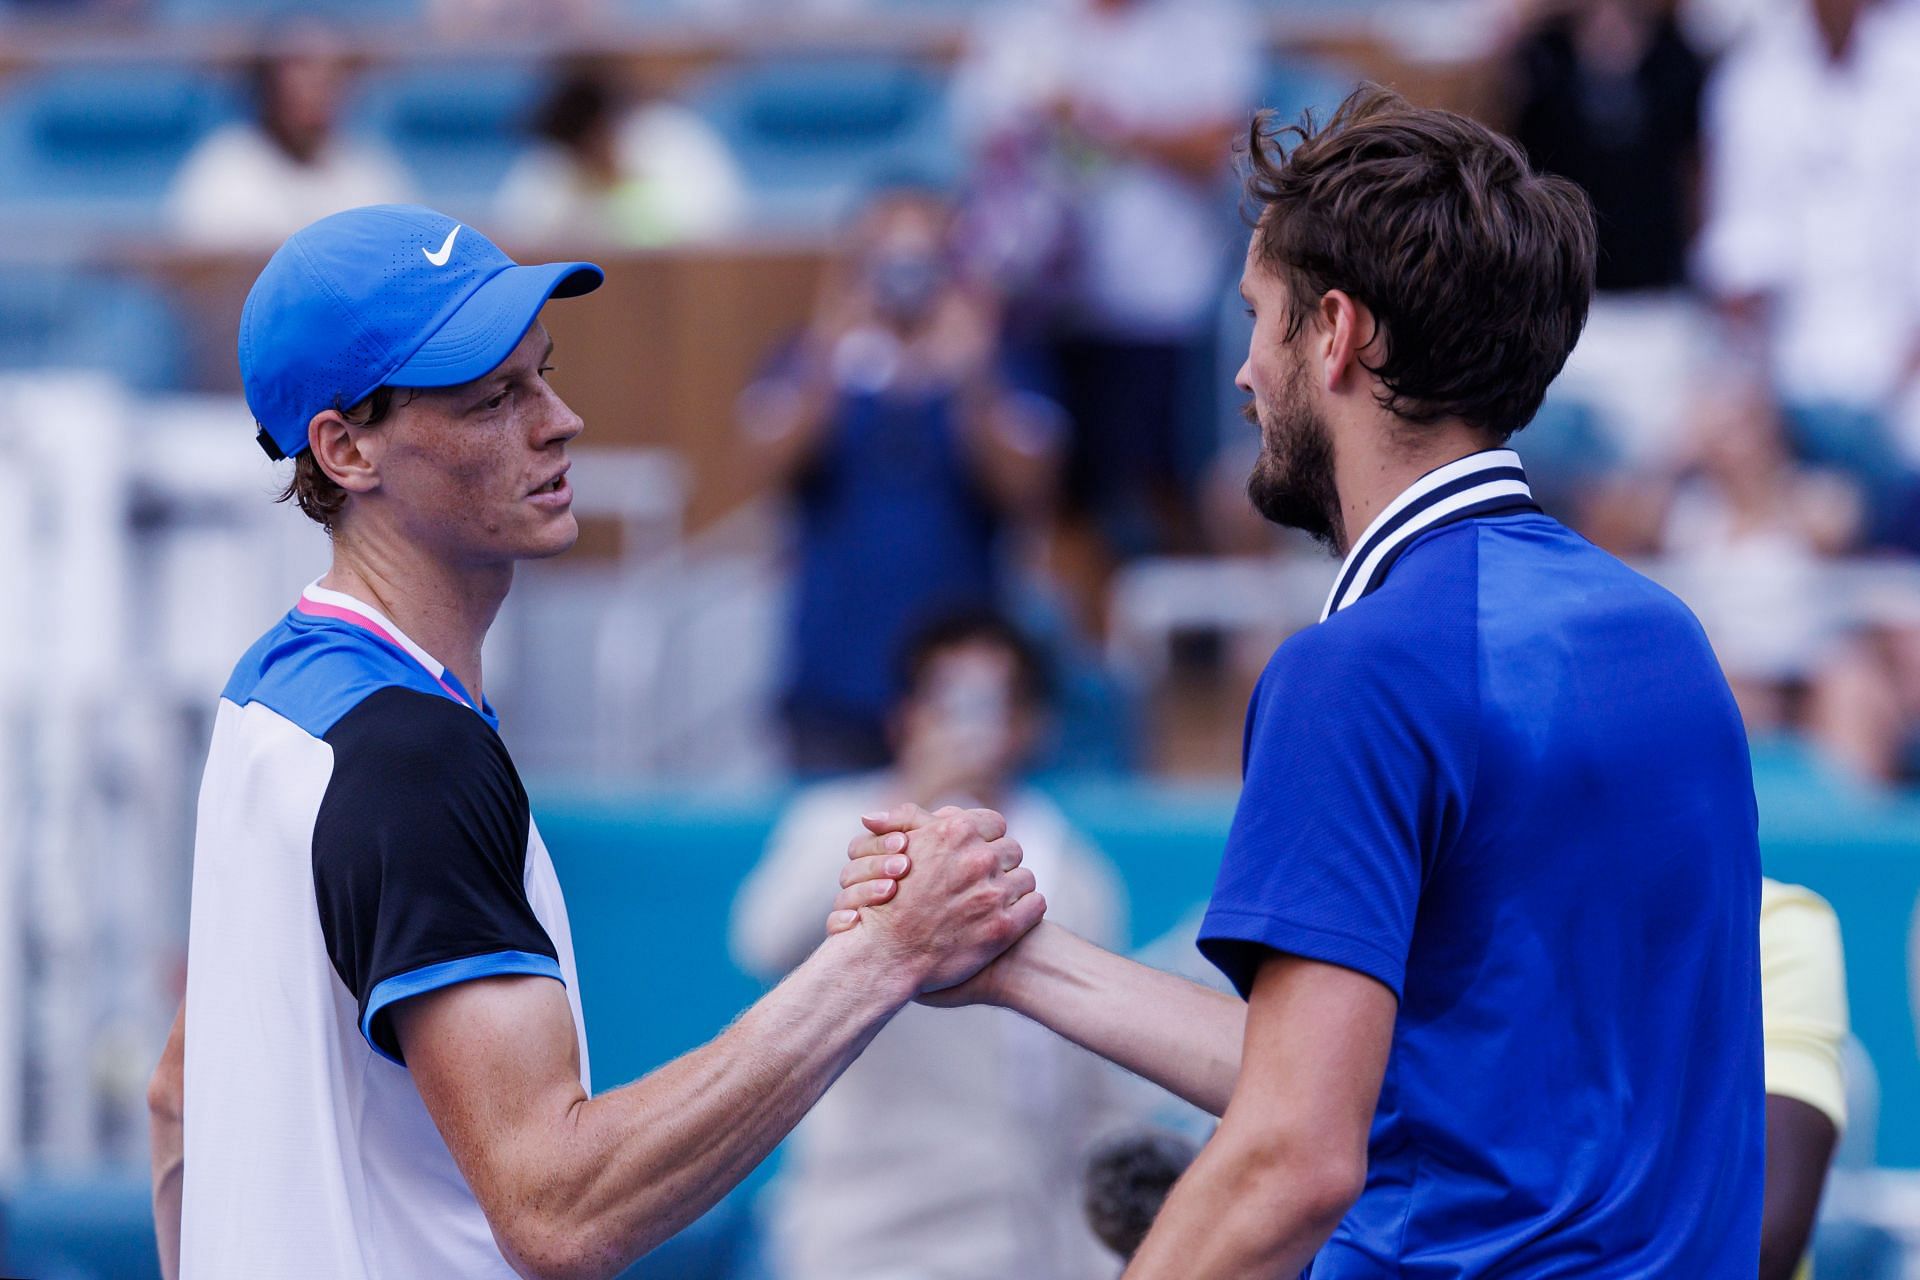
[1695,0,1920,458]
[730,611,1132,1280]
[167,26,415,250]
[951,0,1258,573]
[495,65,746,247]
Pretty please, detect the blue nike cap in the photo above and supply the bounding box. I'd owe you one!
[239,204,604,460]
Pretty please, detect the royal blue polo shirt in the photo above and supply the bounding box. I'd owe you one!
[1198,449,1764,1274]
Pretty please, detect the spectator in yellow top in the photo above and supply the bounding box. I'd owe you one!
[1759,877,1849,1280]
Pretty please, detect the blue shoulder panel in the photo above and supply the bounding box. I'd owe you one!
[221,610,451,740]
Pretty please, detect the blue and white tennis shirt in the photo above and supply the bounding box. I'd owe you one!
[1199,449,1764,1273]
[180,582,587,1278]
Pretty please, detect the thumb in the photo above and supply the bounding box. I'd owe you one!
[862,802,936,835]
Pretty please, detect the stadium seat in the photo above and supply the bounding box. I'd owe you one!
[346,61,549,209]
[0,65,239,230]
[0,1172,157,1280]
[0,267,185,391]
[688,55,956,230]
[0,1168,760,1280]
[154,0,418,25]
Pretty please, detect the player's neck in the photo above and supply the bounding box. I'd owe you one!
[320,530,511,704]
[1331,418,1503,558]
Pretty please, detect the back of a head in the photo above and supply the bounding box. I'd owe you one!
[1242,84,1597,443]
[1082,1129,1200,1261]
[895,609,1049,711]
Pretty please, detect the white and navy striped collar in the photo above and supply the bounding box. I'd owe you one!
[1319,448,1538,622]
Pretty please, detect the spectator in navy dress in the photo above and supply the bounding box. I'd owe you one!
[740,186,1063,773]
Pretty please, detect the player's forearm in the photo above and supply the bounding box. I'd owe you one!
[147,1003,186,1280]
[1123,1126,1355,1279]
[994,922,1245,1115]
[510,931,912,1278]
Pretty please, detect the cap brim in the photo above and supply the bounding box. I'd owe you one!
[388,260,603,388]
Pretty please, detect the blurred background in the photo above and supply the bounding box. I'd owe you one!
[3,0,1920,1274]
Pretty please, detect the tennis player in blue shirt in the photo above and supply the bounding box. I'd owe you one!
[837,85,1763,1274]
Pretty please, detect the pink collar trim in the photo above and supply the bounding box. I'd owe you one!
[294,583,473,710]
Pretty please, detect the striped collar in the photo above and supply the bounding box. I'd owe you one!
[295,581,493,724]
[1320,448,1539,622]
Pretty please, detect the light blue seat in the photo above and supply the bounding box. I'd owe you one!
[0,1172,155,1280]
[346,62,549,210]
[0,64,239,230]
[0,266,185,390]
[689,56,956,230]
[154,0,419,25]
[0,1169,763,1280]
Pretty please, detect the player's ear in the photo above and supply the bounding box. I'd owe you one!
[308,408,381,496]
[1317,289,1376,394]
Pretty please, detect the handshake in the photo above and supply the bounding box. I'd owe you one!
[817,802,1046,1004]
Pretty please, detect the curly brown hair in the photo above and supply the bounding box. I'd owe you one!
[275,386,416,533]
[1242,84,1595,442]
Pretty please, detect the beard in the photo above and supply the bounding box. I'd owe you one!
[1244,359,1342,551]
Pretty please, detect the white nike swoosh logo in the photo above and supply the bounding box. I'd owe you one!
[423,226,460,267]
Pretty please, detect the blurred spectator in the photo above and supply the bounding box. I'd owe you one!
[1502,1,1714,468]
[166,27,414,249]
[1695,0,1920,462]
[1589,378,1861,728]
[1758,878,1848,1279]
[1808,590,1920,785]
[952,0,1258,572]
[1082,1129,1198,1264]
[730,611,1130,1280]
[426,0,598,36]
[1509,0,1707,293]
[495,66,746,247]
[741,185,1062,774]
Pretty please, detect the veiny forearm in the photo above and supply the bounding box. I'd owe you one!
[495,936,909,1278]
[148,1002,186,1280]
[996,923,1245,1115]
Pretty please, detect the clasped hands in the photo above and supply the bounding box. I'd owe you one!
[824,803,1044,1001]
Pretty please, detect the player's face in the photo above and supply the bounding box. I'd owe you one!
[1236,249,1342,550]
[373,321,584,566]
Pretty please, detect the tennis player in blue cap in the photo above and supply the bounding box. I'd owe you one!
[147,205,1045,1280]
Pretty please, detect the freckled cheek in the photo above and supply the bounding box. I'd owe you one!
[435,447,519,537]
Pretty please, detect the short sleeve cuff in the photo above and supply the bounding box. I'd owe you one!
[1765,1041,1848,1133]
[1197,907,1405,1002]
[361,949,563,1066]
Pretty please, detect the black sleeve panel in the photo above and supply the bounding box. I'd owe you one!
[313,685,557,1063]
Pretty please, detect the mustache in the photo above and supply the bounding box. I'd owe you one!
[1240,400,1259,427]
